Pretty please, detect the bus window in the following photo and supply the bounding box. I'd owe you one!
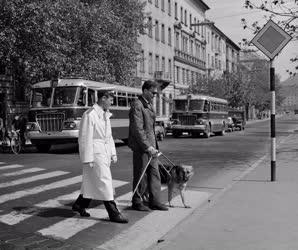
[88,89,95,106]
[118,92,127,107]
[112,92,117,106]
[203,101,210,112]
[128,93,134,106]
[189,100,204,111]
[174,100,187,111]
[77,87,87,106]
[53,87,77,107]
[32,88,52,108]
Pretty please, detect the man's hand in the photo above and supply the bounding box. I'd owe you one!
[147,146,158,157]
[84,162,94,168]
[111,155,117,164]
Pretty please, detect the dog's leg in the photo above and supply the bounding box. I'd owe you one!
[179,186,191,208]
[168,182,174,207]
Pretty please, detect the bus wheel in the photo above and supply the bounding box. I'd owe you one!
[35,144,51,153]
[173,131,181,138]
[219,125,226,136]
[203,125,211,138]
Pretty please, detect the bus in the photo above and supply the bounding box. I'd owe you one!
[26,78,141,152]
[171,94,228,138]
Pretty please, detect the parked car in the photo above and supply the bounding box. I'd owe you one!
[155,121,166,141]
[228,110,246,131]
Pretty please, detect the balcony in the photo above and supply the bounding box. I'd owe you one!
[174,49,206,70]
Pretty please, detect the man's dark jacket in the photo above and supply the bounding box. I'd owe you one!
[128,95,158,152]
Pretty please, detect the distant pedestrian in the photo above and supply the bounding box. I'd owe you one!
[72,87,128,223]
[128,80,168,211]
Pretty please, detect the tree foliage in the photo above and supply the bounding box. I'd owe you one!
[0,0,146,89]
[241,0,298,75]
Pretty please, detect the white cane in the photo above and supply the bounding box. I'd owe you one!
[132,152,162,198]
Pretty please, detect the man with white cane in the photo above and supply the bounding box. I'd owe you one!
[128,80,168,211]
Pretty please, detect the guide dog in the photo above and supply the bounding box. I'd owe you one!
[142,164,194,208]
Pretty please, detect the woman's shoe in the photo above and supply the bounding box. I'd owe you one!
[72,204,90,217]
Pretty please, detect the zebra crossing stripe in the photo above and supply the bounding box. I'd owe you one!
[0,164,24,170]
[38,216,101,240]
[2,167,45,177]
[0,176,81,204]
[0,162,5,164]
[98,190,211,250]
[0,180,128,225]
[0,171,69,189]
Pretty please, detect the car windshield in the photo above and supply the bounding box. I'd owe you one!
[52,87,78,107]
[174,100,187,111]
[189,100,204,111]
[31,88,53,108]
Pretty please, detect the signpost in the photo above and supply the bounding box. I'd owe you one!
[251,19,292,181]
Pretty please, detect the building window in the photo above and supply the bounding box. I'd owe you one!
[149,53,153,74]
[189,14,192,30]
[162,57,165,73]
[184,10,187,25]
[162,93,166,116]
[140,50,145,73]
[168,59,172,79]
[186,69,189,85]
[174,2,178,19]
[168,27,172,46]
[161,24,165,43]
[148,17,152,38]
[155,0,159,7]
[190,40,194,56]
[182,68,185,84]
[155,55,160,72]
[175,32,179,49]
[180,7,183,23]
[194,18,197,32]
[155,94,160,116]
[161,0,165,11]
[168,0,171,15]
[155,20,159,41]
[169,94,173,113]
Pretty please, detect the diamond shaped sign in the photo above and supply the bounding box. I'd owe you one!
[251,19,292,60]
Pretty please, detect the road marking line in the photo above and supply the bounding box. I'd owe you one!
[2,167,45,177]
[0,176,81,204]
[98,190,210,250]
[0,164,24,170]
[0,162,5,164]
[38,217,100,240]
[0,180,128,225]
[0,171,69,189]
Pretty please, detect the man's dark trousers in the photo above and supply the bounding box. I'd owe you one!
[132,150,161,205]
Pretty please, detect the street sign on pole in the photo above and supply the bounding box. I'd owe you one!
[251,19,292,60]
[251,19,292,182]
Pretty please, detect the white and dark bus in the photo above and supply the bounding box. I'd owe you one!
[171,94,228,138]
[26,78,141,152]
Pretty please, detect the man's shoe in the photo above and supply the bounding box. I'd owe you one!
[131,203,151,212]
[149,203,168,211]
[72,204,90,217]
[109,213,129,224]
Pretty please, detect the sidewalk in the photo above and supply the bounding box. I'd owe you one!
[151,132,298,250]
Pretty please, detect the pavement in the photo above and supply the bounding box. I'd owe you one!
[150,128,298,250]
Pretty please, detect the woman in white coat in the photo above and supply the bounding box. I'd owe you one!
[72,87,128,224]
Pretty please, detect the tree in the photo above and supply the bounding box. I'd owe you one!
[0,0,146,98]
[241,0,298,74]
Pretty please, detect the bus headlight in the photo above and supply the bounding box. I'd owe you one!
[26,122,39,131]
[63,121,77,130]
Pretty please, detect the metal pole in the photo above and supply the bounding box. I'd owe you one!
[270,59,276,181]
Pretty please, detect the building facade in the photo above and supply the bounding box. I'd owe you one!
[136,0,241,120]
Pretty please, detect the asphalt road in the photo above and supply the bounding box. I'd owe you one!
[0,115,297,249]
